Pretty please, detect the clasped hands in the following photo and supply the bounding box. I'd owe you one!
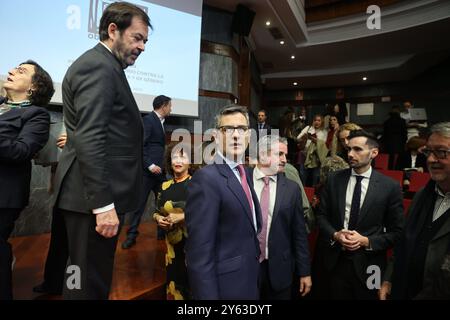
[155,212,184,231]
[333,229,369,251]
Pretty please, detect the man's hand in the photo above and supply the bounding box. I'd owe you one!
[345,230,370,249]
[379,281,392,300]
[333,229,360,251]
[150,165,162,175]
[56,133,67,149]
[299,276,312,297]
[95,208,120,238]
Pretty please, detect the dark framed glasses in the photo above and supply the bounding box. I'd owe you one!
[218,126,249,135]
[421,148,450,159]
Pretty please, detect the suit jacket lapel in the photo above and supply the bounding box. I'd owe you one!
[432,208,450,241]
[339,170,351,227]
[358,170,380,225]
[95,44,140,117]
[271,173,286,225]
[215,162,255,229]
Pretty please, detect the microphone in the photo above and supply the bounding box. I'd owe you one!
[0,96,6,105]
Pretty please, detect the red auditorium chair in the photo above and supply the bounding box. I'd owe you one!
[304,187,315,203]
[408,172,431,193]
[378,169,404,187]
[375,153,389,170]
[403,198,412,216]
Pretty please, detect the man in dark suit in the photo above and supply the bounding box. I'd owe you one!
[185,105,262,299]
[252,135,311,299]
[380,122,450,300]
[122,95,171,249]
[316,130,404,299]
[256,109,271,141]
[52,2,151,299]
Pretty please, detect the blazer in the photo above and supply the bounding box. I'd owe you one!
[142,111,165,180]
[395,151,428,172]
[316,168,404,282]
[52,43,143,215]
[385,180,450,299]
[255,123,271,140]
[0,106,50,208]
[185,159,262,300]
[252,171,311,291]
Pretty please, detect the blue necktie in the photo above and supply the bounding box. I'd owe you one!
[348,175,364,230]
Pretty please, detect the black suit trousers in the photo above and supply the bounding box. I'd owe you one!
[62,209,121,300]
[41,208,69,291]
[329,253,378,300]
[259,260,291,300]
[126,172,161,240]
[0,208,22,300]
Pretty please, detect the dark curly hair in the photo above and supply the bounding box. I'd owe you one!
[165,141,200,177]
[20,60,54,106]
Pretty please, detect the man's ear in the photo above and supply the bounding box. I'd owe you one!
[371,148,379,159]
[108,23,119,41]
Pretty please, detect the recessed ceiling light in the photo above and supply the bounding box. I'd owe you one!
[293,82,298,86]
[280,40,285,45]
[291,55,295,59]
[363,77,367,81]
[265,21,271,26]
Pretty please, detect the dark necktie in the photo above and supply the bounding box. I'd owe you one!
[258,176,270,262]
[348,175,364,230]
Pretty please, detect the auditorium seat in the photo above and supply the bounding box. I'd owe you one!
[403,198,412,216]
[408,172,431,193]
[304,187,315,203]
[375,153,389,170]
[379,169,404,187]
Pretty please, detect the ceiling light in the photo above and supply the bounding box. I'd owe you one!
[280,40,285,45]
[293,82,298,86]
[363,77,367,81]
[265,21,271,26]
[291,55,295,59]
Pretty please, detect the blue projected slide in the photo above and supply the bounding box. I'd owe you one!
[0,0,202,116]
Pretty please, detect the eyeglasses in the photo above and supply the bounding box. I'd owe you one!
[218,126,249,135]
[421,148,450,160]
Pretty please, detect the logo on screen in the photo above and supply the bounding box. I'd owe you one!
[88,0,148,38]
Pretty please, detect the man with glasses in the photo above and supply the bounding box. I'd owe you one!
[380,122,450,299]
[185,105,262,299]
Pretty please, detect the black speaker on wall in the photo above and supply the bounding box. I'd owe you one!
[231,4,256,36]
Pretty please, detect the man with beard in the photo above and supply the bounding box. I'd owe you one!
[316,130,404,299]
[52,2,151,299]
[380,122,450,300]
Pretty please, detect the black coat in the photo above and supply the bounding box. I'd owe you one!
[52,44,144,215]
[383,114,407,154]
[0,106,50,208]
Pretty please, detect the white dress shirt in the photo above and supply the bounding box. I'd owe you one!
[434,185,450,222]
[344,167,372,230]
[253,166,277,259]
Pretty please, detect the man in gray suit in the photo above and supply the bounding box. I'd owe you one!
[316,130,404,299]
[252,135,311,299]
[52,2,152,299]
